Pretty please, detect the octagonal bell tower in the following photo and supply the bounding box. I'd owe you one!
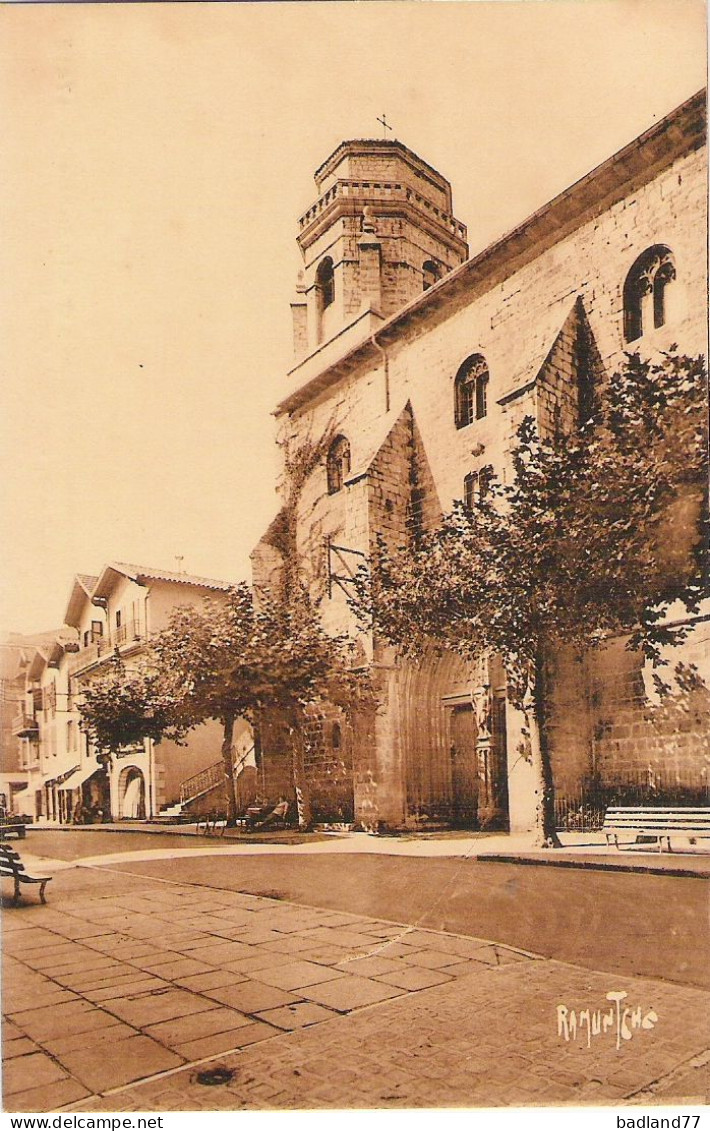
[291,139,469,360]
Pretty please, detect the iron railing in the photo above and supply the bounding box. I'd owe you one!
[179,746,254,806]
[555,769,710,831]
[11,712,38,738]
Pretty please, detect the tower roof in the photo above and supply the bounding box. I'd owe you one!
[315,138,452,198]
[298,137,467,257]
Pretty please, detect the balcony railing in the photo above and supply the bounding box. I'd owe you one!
[67,638,114,675]
[298,179,468,242]
[113,622,143,646]
[67,625,145,675]
[12,712,39,739]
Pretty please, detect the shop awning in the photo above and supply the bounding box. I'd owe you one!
[58,763,100,791]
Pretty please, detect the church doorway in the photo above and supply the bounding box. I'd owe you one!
[449,704,478,826]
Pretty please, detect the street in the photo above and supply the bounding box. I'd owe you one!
[22,829,709,989]
[2,829,709,1112]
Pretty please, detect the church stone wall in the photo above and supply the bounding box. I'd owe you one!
[265,122,707,830]
[282,143,705,541]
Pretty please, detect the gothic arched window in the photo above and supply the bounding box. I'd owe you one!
[454,354,489,429]
[326,435,351,495]
[463,471,478,510]
[423,260,440,291]
[623,245,676,343]
[316,256,335,312]
[464,465,492,510]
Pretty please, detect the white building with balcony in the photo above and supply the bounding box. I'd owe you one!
[10,563,257,824]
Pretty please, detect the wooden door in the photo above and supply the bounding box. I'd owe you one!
[450,705,478,826]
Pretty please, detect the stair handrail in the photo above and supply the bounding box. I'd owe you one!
[179,745,255,805]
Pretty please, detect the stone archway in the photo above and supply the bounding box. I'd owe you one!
[394,649,510,829]
[119,766,146,820]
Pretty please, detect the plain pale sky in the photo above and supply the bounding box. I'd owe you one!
[1,0,706,634]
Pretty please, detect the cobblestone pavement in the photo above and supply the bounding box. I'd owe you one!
[3,866,709,1112]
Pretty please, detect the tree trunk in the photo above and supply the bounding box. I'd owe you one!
[289,715,312,830]
[221,713,239,826]
[252,720,265,796]
[527,649,561,848]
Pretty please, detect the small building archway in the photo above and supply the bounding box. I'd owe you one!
[119,766,146,820]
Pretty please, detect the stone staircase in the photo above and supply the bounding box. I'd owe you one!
[157,746,254,821]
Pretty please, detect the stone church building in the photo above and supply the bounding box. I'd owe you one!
[252,91,708,833]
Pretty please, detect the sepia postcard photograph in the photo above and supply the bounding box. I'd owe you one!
[0,0,708,1122]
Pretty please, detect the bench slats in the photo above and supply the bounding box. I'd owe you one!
[602,806,710,852]
[0,846,52,904]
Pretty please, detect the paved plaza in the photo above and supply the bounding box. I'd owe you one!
[2,843,709,1112]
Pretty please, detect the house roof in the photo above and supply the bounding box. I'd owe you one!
[92,561,235,601]
[0,631,60,680]
[276,89,706,419]
[26,635,74,681]
[63,574,100,628]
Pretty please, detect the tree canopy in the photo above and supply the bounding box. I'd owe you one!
[350,349,708,844]
[78,650,187,761]
[78,584,370,826]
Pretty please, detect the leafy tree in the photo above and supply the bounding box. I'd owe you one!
[152,584,369,827]
[78,650,187,764]
[78,585,369,828]
[350,350,708,846]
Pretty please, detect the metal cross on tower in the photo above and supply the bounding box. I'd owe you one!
[377,113,393,139]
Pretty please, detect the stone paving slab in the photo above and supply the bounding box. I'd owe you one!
[171,1020,278,1063]
[68,959,709,1111]
[57,1035,184,1094]
[143,1008,251,1047]
[201,980,300,1014]
[3,864,709,1112]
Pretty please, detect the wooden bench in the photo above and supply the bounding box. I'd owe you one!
[235,801,290,832]
[0,821,26,840]
[0,845,52,904]
[196,814,227,837]
[603,807,710,852]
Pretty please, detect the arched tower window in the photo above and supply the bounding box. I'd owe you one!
[332,722,342,750]
[454,354,489,429]
[422,260,440,291]
[326,435,351,495]
[623,245,676,343]
[316,256,335,312]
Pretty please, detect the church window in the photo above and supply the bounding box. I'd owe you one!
[332,722,342,750]
[463,471,478,510]
[454,354,489,429]
[423,260,440,291]
[475,370,489,419]
[316,256,335,311]
[464,465,492,509]
[326,435,351,495]
[479,465,492,499]
[623,245,676,343]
